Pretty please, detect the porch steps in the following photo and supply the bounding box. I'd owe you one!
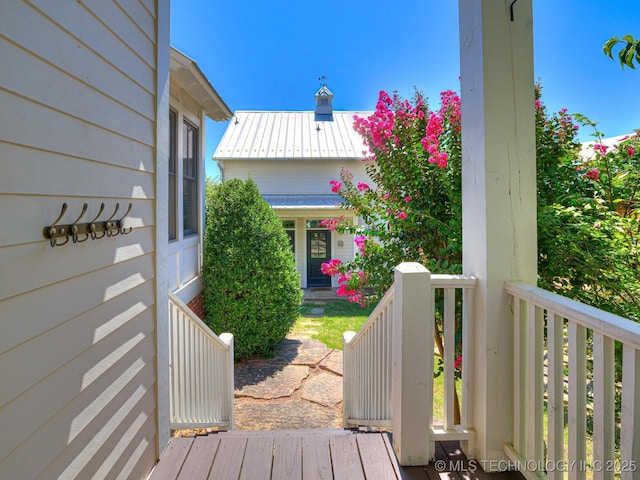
[149,429,525,480]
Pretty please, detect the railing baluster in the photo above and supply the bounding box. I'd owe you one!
[593,332,615,480]
[546,311,565,480]
[621,346,640,480]
[461,285,474,454]
[526,303,544,469]
[513,296,525,455]
[443,287,456,430]
[568,322,587,480]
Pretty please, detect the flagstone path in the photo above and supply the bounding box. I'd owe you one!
[233,334,345,430]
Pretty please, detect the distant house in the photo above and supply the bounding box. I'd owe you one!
[213,86,373,288]
[169,47,232,315]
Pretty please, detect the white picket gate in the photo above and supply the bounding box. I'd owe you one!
[168,293,234,430]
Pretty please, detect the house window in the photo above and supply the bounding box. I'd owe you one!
[283,220,295,250]
[183,120,198,236]
[168,110,177,241]
[306,220,323,228]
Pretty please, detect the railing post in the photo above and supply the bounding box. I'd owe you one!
[220,333,234,430]
[392,262,433,465]
[342,331,356,427]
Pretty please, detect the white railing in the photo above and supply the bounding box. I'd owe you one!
[168,293,234,430]
[505,282,640,480]
[343,263,477,464]
[343,285,395,428]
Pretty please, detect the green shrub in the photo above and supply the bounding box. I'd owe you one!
[203,178,302,359]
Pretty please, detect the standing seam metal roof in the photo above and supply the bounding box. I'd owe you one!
[213,111,373,160]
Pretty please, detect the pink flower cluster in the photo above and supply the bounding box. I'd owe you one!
[585,168,600,182]
[357,182,370,192]
[319,217,339,231]
[330,179,342,193]
[418,90,460,169]
[353,90,431,160]
[454,356,463,370]
[320,258,342,276]
[354,235,366,255]
[593,143,607,155]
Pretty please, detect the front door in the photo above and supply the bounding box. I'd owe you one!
[307,230,331,287]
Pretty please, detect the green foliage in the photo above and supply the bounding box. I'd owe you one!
[604,35,640,69]
[325,85,640,323]
[203,178,302,359]
[537,96,640,320]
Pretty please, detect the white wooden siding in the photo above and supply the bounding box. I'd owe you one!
[0,2,162,479]
[224,159,370,195]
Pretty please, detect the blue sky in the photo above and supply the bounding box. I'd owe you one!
[170,1,640,179]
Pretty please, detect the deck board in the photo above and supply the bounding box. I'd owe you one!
[301,432,333,479]
[239,435,274,480]
[150,431,524,480]
[356,433,397,479]
[272,435,302,480]
[150,437,193,480]
[329,434,366,480]
[176,436,219,479]
[208,436,246,479]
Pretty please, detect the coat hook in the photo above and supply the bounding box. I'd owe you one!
[510,0,518,21]
[89,203,106,240]
[44,203,69,247]
[71,203,89,243]
[117,203,133,235]
[105,203,120,237]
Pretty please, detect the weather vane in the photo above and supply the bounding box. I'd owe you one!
[318,75,328,87]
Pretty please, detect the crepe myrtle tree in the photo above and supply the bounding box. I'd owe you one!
[323,86,639,319]
[322,86,640,420]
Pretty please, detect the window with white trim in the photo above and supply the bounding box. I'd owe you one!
[182,119,198,236]
[168,110,177,241]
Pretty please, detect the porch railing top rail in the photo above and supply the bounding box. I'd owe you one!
[347,285,394,347]
[168,292,231,352]
[431,274,478,288]
[505,281,640,349]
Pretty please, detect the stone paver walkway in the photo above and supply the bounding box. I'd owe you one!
[233,335,344,430]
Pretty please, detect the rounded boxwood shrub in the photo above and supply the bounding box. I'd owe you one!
[203,178,302,359]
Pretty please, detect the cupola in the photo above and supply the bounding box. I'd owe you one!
[314,81,334,121]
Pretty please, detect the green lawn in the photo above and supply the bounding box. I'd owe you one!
[291,301,375,350]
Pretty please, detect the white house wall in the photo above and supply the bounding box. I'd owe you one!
[0,2,165,479]
[223,159,371,194]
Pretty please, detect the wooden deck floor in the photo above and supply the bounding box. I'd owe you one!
[149,429,524,480]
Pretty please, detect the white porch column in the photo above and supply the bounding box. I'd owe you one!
[392,262,433,465]
[458,0,537,464]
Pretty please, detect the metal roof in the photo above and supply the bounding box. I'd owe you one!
[213,111,372,160]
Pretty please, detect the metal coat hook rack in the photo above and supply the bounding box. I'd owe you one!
[44,202,133,247]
